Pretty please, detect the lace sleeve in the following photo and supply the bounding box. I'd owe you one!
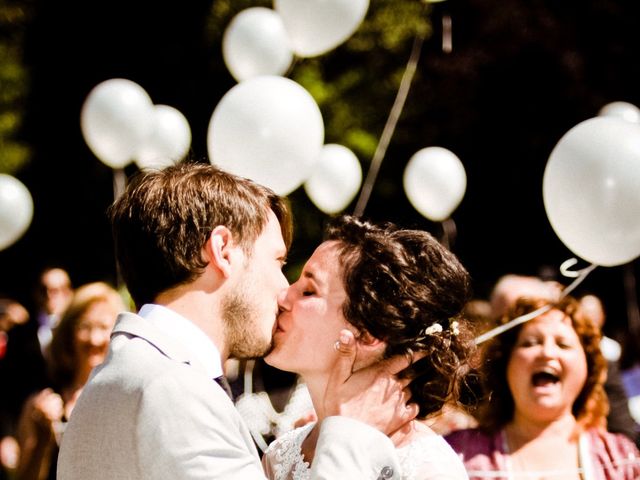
[262,423,315,480]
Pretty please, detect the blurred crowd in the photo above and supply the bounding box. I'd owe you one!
[2,267,639,479]
[0,268,127,480]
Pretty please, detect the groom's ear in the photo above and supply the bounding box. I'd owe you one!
[205,226,242,278]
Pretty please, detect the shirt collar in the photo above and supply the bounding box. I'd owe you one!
[138,304,223,378]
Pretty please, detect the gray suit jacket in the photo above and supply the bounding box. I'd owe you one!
[57,312,400,479]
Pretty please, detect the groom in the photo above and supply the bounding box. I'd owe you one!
[57,162,416,479]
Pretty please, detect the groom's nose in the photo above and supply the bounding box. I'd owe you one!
[277,286,291,312]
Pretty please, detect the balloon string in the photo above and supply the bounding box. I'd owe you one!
[440,218,457,250]
[112,168,127,289]
[442,13,452,54]
[559,260,597,297]
[474,259,597,345]
[353,33,424,217]
[112,168,126,200]
[474,304,553,345]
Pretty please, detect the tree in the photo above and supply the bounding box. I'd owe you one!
[0,1,32,174]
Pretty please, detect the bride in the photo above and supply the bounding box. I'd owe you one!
[263,215,474,480]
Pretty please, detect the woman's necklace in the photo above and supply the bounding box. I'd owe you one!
[503,428,584,480]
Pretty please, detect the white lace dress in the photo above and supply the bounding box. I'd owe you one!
[262,422,469,480]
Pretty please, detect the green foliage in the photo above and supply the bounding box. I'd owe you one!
[0,2,32,174]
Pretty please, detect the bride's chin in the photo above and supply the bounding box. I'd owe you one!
[263,351,283,368]
[263,353,275,366]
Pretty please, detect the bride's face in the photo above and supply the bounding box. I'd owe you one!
[265,241,353,376]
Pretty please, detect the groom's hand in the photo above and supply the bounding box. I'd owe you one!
[323,329,420,435]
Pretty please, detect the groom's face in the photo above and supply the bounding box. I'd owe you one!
[224,210,289,359]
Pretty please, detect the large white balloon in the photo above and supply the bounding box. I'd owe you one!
[274,0,369,57]
[403,147,466,222]
[80,78,155,169]
[208,76,324,195]
[543,116,640,267]
[0,174,33,251]
[304,144,362,214]
[598,101,640,124]
[223,7,293,82]
[135,105,192,170]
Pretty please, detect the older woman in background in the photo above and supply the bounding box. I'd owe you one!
[445,296,640,479]
[15,282,126,480]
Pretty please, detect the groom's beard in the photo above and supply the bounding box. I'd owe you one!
[222,290,273,359]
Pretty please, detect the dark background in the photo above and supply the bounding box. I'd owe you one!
[1,0,639,350]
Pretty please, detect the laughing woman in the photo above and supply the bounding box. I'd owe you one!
[262,215,474,480]
[445,297,640,480]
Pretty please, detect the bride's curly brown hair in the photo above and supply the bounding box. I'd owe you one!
[325,215,475,419]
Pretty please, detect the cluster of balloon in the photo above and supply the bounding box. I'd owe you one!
[207,76,324,196]
[222,0,371,82]
[80,78,191,171]
[304,144,362,214]
[216,1,370,197]
[403,147,467,222]
[543,108,640,267]
[0,174,33,251]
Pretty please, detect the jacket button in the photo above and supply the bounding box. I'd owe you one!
[380,466,394,478]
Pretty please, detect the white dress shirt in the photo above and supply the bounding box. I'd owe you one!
[138,304,223,378]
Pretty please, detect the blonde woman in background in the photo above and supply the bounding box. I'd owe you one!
[15,282,126,480]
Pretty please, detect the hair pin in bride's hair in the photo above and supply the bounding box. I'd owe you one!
[423,323,443,336]
[450,321,460,336]
[422,320,460,337]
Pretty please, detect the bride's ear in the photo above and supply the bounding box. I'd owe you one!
[356,331,386,353]
[354,331,386,369]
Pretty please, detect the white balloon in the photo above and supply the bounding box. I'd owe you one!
[222,7,293,82]
[0,174,34,251]
[403,147,466,222]
[598,101,640,124]
[208,76,324,195]
[543,116,640,267]
[135,105,192,170]
[275,0,369,57]
[304,144,362,214]
[80,78,155,169]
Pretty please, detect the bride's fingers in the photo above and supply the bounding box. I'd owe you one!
[328,329,357,385]
[378,350,427,376]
